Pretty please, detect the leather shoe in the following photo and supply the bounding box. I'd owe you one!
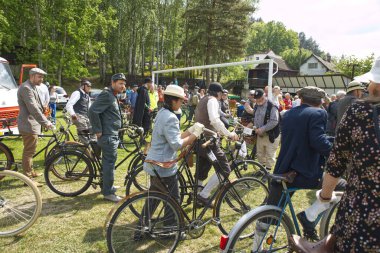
[196,194,214,209]
[297,211,319,241]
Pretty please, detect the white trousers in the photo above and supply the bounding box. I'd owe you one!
[256,134,280,169]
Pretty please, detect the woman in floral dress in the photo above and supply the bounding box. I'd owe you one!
[321,60,380,252]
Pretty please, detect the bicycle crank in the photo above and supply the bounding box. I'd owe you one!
[187,219,206,239]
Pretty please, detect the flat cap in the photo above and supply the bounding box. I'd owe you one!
[29,67,47,75]
[297,86,326,99]
[112,73,127,82]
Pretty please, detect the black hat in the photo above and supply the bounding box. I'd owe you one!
[112,73,127,82]
[144,78,153,84]
[253,89,264,99]
[208,82,223,92]
[132,84,138,88]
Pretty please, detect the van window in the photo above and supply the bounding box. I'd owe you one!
[0,63,18,90]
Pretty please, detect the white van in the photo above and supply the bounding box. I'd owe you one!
[0,57,20,134]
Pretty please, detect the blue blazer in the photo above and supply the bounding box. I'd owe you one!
[274,104,332,188]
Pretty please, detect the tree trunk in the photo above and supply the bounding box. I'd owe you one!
[57,26,67,86]
[33,3,43,67]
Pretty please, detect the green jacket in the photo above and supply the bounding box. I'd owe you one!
[88,87,122,136]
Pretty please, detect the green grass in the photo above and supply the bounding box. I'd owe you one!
[0,111,319,253]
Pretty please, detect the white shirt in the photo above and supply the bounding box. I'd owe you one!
[65,88,91,116]
[207,96,231,137]
[37,84,50,107]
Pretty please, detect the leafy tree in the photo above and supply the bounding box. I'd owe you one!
[0,9,8,46]
[247,21,299,55]
[298,32,323,56]
[335,54,375,78]
[280,48,312,70]
[184,0,256,84]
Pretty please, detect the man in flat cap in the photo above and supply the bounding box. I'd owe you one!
[250,86,346,249]
[336,80,364,128]
[89,73,126,202]
[66,78,95,145]
[18,68,54,186]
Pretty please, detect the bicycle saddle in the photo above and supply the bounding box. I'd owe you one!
[268,171,297,183]
[288,234,335,253]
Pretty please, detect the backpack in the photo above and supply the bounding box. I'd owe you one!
[191,94,199,106]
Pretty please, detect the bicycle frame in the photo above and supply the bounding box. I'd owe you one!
[150,136,250,231]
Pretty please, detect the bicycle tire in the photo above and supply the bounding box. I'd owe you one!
[233,160,268,181]
[44,150,94,197]
[125,167,186,216]
[0,142,14,170]
[0,170,42,237]
[106,191,183,253]
[226,209,295,252]
[319,201,339,238]
[215,177,269,235]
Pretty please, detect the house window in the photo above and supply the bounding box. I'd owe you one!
[308,63,318,69]
[256,57,260,60]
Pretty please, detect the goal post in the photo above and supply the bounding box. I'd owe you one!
[151,59,278,99]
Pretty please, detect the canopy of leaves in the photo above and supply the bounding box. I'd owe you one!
[280,48,312,70]
[335,54,375,78]
[247,21,299,55]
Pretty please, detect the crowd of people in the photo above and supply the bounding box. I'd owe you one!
[16,56,380,252]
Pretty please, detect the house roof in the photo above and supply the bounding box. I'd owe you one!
[303,53,336,72]
[255,55,295,71]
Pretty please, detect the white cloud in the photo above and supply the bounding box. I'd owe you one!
[254,0,380,58]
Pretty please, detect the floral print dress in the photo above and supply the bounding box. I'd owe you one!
[326,101,380,253]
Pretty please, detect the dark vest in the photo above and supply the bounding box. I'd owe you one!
[194,95,217,135]
[73,89,90,116]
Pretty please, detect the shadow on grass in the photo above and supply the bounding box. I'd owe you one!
[83,226,104,243]
[194,244,220,253]
[41,192,103,217]
[0,235,23,247]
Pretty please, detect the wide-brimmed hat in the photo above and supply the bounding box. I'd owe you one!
[346,81,364,93]
[164,84,185,99]
[29,67,47,75]
[355,56,380,83]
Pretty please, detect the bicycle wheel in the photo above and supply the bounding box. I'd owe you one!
[44,150,94,197]
[226,209,295,252]
[216,177,268,235]
[0,142,14,170]
[319,201,339,238]
[233,160,268,180]
[107,191,183,253]
[125,165,150,196]
[125,167,186,211]
[0,170,42,237]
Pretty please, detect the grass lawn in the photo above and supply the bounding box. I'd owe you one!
[0,111,318,253]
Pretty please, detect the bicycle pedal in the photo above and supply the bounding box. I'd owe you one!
[212,218,221,226]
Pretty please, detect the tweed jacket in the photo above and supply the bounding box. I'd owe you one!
[17,80,50,134]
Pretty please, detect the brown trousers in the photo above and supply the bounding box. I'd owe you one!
[21,133,38,175]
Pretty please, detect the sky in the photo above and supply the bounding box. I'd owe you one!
[254,0,380,59]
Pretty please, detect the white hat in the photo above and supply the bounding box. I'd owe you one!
[346,81,364,93]
[29,67,47,75]
[164,84,185,99]
[249,90,255,95]
[354,56,380,83]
